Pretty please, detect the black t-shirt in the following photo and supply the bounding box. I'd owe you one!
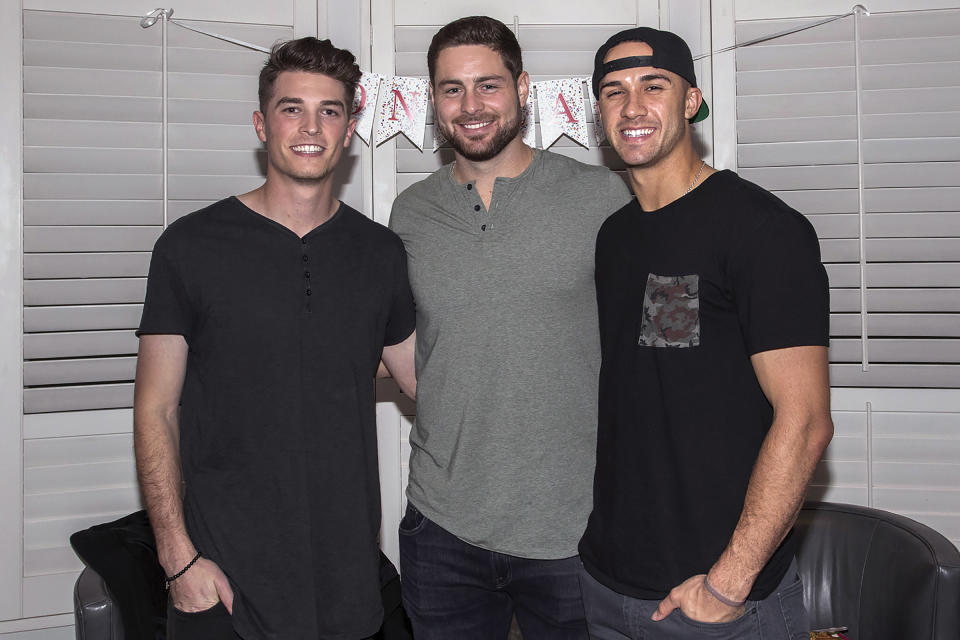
[138,197,415,639]
[579,170,829,601]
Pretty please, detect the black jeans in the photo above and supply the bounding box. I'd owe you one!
[398,502,589,640]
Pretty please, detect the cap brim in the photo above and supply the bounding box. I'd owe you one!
[690,100,709,124]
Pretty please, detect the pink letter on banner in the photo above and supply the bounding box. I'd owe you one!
[375,76,429,149]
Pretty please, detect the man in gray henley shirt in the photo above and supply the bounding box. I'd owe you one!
[388,16,631,639]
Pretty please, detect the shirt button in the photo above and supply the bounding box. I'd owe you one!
[304,271,310,278]
[481,224,486,231]
[474,204,481,211]
[466,184,473,190]
[301,238,307,244]
[306,288,312,296]
[302,255,309,262]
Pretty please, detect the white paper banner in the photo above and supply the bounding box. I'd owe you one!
[521,89,536,148]
[585,76,605,146]
[535,78,589,149]
[375,76,429,149]
[352,73,382,145]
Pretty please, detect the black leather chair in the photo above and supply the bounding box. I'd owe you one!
[75,503,960,639]
[793,501,960,640]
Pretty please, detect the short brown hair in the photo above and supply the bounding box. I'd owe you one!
[258,37,362,112]
[427,16,523,85]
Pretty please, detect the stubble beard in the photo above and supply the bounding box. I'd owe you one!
[439,100,524,162]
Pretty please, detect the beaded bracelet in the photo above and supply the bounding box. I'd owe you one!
[703,575,746,608]
[165,551,202,588]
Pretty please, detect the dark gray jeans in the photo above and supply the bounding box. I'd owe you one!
[578,560,809,640]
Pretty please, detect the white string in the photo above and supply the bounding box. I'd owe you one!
[141,8,270,54]
[692,5,870,61]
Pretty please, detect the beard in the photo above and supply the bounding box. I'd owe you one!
[438,101,524,162]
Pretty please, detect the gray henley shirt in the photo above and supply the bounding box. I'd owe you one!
[389,148,632,558]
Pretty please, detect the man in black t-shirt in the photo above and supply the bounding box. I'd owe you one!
[577,28,834,639]
[134,38,416,640]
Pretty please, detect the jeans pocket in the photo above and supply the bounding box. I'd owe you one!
[398,501,428,535]
[673,606,759,638]
[777,576,809,640]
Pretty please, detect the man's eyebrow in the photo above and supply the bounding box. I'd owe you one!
[640,73,672,83]
[473,75,507,84]
[274,96,345,109]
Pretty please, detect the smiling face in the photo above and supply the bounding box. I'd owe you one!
[597,41,702,170]
[431,44,528,162]
[253,70,356,184]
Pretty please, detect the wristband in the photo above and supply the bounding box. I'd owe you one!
[165,551,202,588]
[703,575,746,607]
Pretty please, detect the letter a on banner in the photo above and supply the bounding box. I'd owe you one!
[535,78,589,149]
[375,76,429,149]
[352,73,382,145]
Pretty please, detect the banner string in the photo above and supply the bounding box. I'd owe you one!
[693,4,870,61]
[139,4,873,151]
[141,8,270,53]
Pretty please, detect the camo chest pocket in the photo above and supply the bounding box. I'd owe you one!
[639,273,701,348]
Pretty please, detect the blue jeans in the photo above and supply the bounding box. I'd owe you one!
[398,502,589,640]
[578,560,809,640]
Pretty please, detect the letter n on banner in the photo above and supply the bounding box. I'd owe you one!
[375,76,429,149]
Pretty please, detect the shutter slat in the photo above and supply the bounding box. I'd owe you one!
[832,313,960,337]
[24,305,142,332]
[24,279,147,306]
[830,338,960,363]
[24,147,161,174]
[24,226,161,253]
[23,174,162,200]
[829,364,960,387]
[23,331,138,359]
[24,384,135,414]
[24,252,150,279]
[24,357,137,386]
[24,200,161,226]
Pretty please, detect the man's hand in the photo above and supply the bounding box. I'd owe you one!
[168,556,235,614]
[652,574,745,623]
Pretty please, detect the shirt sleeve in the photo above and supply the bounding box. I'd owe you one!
[137,234,195,340]
[730,208,830,355]
[383,237,416,346]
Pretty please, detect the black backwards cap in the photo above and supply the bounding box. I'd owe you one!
[592,26,709,123]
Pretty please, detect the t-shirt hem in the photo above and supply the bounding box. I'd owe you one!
[408,496,581,560]
[747,335,829,356]
[579,555,667,601]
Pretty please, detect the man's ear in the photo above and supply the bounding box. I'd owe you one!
[516,70,530,107]
[343,116,358,148]
[253,110,267,143]
[684,86,703,121]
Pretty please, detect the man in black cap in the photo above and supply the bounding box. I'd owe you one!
[577,27,834,639]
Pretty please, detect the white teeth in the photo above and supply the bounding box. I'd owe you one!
[292,145,323,152]
[622,128,654,138]
[462,121,492,129]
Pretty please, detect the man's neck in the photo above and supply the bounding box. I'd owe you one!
[452,137,534,208]
[627,144,715,213]
[237,173,340,237]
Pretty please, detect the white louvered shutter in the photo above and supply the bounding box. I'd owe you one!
[734,7,960,551]
[20,10,290,615]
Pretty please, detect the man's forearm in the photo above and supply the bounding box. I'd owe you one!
[706,410,833,600]
[134,411,196,573]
